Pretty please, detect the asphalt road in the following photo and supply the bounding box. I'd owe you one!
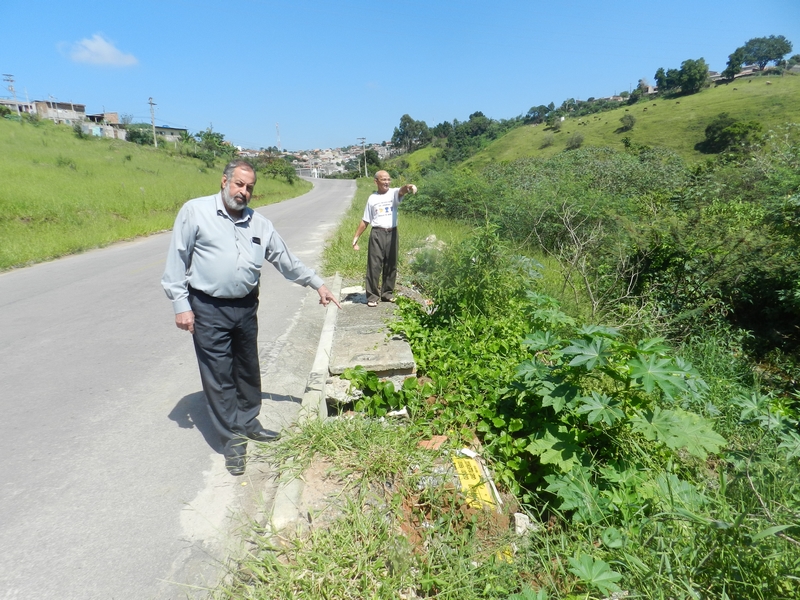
[0,177,356,599]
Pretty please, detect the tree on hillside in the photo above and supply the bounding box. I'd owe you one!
[126,123,155,145]
[654,58,709,94]
[654,67,679,91]
[619,114,636,132]
[253,154,297,183]
[698,112,764,153]
[194,126,236,167]
[391,114,431,153]
[431,121,453,138]
[677,58,710,93]
[742,35,793,70]
[626,80,649,105]
[525,104,550,124]
[722,47,748,80]
[365,148,381,169]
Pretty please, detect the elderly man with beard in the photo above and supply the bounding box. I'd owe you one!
[162,160,340,475]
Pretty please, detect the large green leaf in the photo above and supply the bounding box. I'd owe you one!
[540,380,579,414]
[628,354,689,397]
[631,407,726,459]
[567,554,622,595]
[544,467,606,522]
[575,392,625,426]
[526,427,585,472]
[522,330,561,351]
[562,337,611,370]
[635,337,671,355]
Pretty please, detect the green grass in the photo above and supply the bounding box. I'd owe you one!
[466,74,800,168]
[218,417,540,600]
[385,144,442,176]
[0,118,311,269]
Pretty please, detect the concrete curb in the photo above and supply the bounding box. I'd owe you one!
[269,273,342,532]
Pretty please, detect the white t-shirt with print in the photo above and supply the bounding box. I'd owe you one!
[363,188,401,229]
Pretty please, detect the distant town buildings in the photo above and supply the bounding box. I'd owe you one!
[262,142,397,178]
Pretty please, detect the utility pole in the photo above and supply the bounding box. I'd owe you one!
[148,97,158,148]
[3,74,21,121]
[357,137,366,178]
[49,95,59,124]
[276,123,281,152]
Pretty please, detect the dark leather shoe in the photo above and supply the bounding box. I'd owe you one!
[247,428,281,443]
[224,445,246,476]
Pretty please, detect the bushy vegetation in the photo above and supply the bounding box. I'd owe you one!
[341,222,800,598]
[333,125,800,597]
[401,135,800,358]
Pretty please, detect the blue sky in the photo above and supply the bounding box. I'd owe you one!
[2,0,798,151]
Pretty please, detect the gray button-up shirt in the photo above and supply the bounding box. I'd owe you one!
[161,193,323,314]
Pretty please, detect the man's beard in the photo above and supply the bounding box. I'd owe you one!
[221,184,249,212]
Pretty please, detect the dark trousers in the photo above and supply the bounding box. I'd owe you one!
[189,288,262,452]
[366,227,398,303]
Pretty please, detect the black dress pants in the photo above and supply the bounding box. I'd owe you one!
[189,288,261,452]
[366,227,398,303]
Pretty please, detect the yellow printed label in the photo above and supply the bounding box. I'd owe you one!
[451,455,496,509]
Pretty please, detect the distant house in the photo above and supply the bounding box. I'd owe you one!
[154,125,188,143]
[0,98,34,115]
[79,121,127,141]
[33,100,86,125]
[86,112,120,125]
[83,112,127,140]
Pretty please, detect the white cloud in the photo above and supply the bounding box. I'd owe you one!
[68,34,138,67]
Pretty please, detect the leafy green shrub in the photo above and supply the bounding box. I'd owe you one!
[564,132,584,150]
[619,113,636,131]
[125,124,154,145]
[698,112,764,153]
[420,223,540,319]
[401,168,500,222]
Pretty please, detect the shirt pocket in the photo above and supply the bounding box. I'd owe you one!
[251,241,264,269]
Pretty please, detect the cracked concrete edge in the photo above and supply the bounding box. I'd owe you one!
[269,273,342,533]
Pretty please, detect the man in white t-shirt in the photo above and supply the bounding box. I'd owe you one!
[351,171,417,307]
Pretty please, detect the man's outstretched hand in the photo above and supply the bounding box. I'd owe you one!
[317,284,341,309]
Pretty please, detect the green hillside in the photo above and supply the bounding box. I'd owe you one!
[388,143,441,174]
[0,118,310,269]
[465,74,800,168]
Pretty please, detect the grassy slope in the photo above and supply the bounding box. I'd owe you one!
[466,74,800,168]
[0,119,311,269]
[385,143,442,175]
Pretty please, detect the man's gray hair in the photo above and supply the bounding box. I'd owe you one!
[223,160,257,183]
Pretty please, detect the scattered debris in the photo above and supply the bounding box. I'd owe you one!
[452,448,502,511]
[385,406,409,418]
[418,435,448,450]
[513,512,541,535]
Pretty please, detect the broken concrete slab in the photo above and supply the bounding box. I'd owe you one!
[328,286,416,379]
